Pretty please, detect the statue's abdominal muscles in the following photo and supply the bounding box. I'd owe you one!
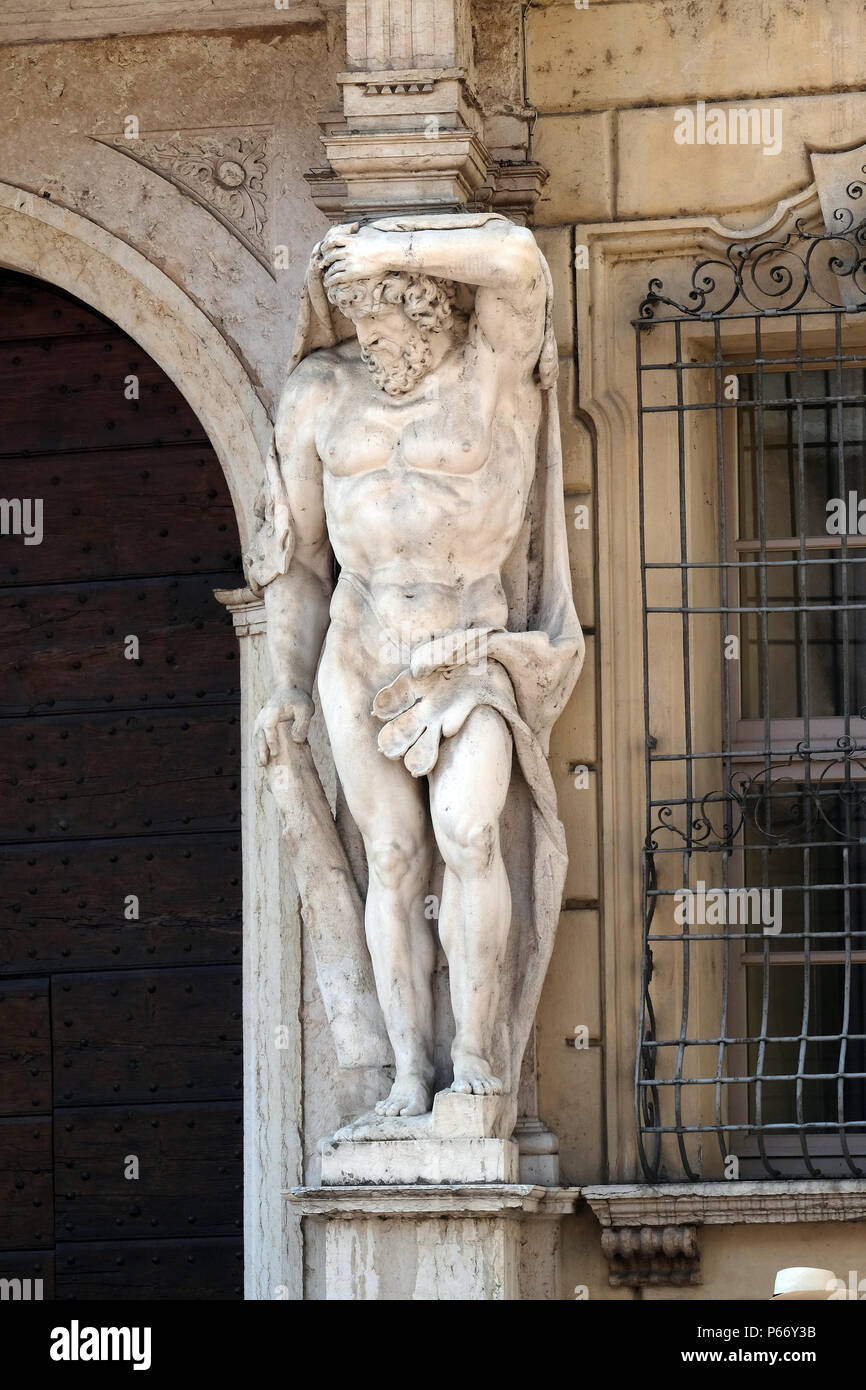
[321,382,536,640]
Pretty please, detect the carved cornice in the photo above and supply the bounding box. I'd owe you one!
[94,129,273,275]
[584,1180,866,1228]
[286,1184,580,1217]
[487,163,548,223]
[1,0,340,46]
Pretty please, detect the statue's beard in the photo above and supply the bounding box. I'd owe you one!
[360,332,433,396]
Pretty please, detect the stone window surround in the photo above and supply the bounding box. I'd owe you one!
[572,180,866,1187]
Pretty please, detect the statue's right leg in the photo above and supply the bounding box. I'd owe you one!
[318,629,436,1117]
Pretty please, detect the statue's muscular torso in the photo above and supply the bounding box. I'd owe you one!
[309,324,540,644]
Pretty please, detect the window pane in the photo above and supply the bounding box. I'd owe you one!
[738,370,866,541]
[744,782,866,1129]
[746,963,866,1129]
[739,552,866,719]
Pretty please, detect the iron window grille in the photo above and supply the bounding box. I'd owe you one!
[635,205,866,1180]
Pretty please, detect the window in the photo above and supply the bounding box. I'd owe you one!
[636,222,866,1179]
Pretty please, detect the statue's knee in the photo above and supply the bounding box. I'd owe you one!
[367,837,421,892]
[441,819,497,876]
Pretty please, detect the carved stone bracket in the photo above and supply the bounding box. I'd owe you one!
[94,128,273,274]
[600,1225,701,1289]
[585,1179,866,1287]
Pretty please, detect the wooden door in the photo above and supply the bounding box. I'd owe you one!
[0,269,244,1299]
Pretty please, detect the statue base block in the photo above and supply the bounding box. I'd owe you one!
[431,1089,513,1139]
[320,1090,518,1184]
[321,1136,518,1185]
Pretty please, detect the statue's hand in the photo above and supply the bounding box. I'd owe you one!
[372,661,515,778]
[254,684,315,765]
[319,224,390,289]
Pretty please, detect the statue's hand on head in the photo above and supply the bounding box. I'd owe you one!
[318,222,392,290]
[254,684,315,765]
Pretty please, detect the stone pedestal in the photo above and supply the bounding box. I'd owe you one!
[289,1091,578,1300]
[287,1185,578,1301]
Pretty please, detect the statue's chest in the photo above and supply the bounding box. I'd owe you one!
[320,386,493,479]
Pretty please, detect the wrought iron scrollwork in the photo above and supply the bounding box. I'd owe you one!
[636,853,661,1180]
[639,208,866,319]
[648,743,866,853]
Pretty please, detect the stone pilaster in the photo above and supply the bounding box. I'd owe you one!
[216,587,303,1300]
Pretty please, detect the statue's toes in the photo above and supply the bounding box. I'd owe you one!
[398,1097,429,1117]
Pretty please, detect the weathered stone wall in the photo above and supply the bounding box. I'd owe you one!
[0,19,344,417]
[529,0,866,226]
[522,0,866,1299]
[0,0,343,48]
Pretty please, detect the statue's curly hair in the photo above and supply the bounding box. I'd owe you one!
[326,271,458,334]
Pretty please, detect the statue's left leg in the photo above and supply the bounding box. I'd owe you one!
[428,704,512,1095]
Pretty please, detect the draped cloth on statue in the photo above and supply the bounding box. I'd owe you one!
[246,213,584,1105]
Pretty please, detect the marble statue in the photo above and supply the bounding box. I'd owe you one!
[246,212,583,1133]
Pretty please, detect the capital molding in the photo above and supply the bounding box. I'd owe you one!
[308,0,546,221]
[214,587,267,638]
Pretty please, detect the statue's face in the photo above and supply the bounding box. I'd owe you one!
[349,298,435,397]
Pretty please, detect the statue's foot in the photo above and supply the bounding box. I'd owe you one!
[375,1075,432,1117]
[450,1053,503,1097]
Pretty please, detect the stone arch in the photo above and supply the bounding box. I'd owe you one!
[0,181,298,1300]
[0,181,268,552]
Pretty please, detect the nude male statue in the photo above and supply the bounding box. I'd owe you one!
[251,215,581,1121]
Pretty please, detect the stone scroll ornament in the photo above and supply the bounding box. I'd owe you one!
[245,213,584,1135]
